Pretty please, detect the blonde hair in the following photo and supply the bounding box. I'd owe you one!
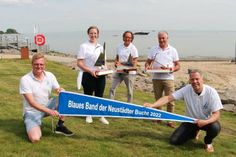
[31,52,45,64]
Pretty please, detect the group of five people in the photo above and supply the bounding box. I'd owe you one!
[19,26,222,153]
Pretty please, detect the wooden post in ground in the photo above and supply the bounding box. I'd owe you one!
[235,41,236,64]
[20,46,29,59]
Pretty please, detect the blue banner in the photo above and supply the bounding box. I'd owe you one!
[58,91,195,123]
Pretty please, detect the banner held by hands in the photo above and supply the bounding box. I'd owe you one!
[58,91,195,123]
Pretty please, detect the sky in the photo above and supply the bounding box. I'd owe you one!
[0,0,236,33]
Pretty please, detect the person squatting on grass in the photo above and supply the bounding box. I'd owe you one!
[19,53,74,143]
[144,69,222,153]
[145,31,180,128]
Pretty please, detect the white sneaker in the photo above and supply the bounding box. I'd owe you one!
[99,117,109,125]
[86,116,93,123]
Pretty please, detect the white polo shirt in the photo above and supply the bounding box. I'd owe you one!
[148,44,179,80]
[172,84,223,119]
[116,43,138,74]
[116,43,138,63]
[77,41,104,71]
[19,71,60,114]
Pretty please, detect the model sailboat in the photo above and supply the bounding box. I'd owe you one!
[145,52,172,73]
[94,42,113,76]
[116,53,137,72]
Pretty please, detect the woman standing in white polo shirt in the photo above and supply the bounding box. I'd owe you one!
[77,26,109,125]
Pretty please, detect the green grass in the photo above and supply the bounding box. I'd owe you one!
[0,58,236,157]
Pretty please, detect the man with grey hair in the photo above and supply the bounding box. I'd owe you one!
[145,31,180,128]
[144,69,222,153]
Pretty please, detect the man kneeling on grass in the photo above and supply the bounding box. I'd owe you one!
[19,53,74,143]
[144,69,222,153]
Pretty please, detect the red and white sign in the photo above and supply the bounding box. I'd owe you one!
[34,34,46,46]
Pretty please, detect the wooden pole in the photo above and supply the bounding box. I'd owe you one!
[16,35,19,49]
[235,41,236,64]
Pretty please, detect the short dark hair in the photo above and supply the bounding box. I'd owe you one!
[122,31,134,42]
[188,69,203,77]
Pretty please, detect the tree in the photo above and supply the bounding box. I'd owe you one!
[5,28,18,34]
[0,31,4,34]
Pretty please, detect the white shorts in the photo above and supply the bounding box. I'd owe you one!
[23,98,58,132]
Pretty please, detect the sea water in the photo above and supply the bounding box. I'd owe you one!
[26,30,236,59]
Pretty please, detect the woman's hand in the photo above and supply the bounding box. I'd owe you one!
[90,70,97,78]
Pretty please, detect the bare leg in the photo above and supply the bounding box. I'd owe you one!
[27,126,42,143]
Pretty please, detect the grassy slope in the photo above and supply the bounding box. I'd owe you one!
[0,59,236,157]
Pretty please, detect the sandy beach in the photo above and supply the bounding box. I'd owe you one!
[1,52,236,111]
[133,61,236,112]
